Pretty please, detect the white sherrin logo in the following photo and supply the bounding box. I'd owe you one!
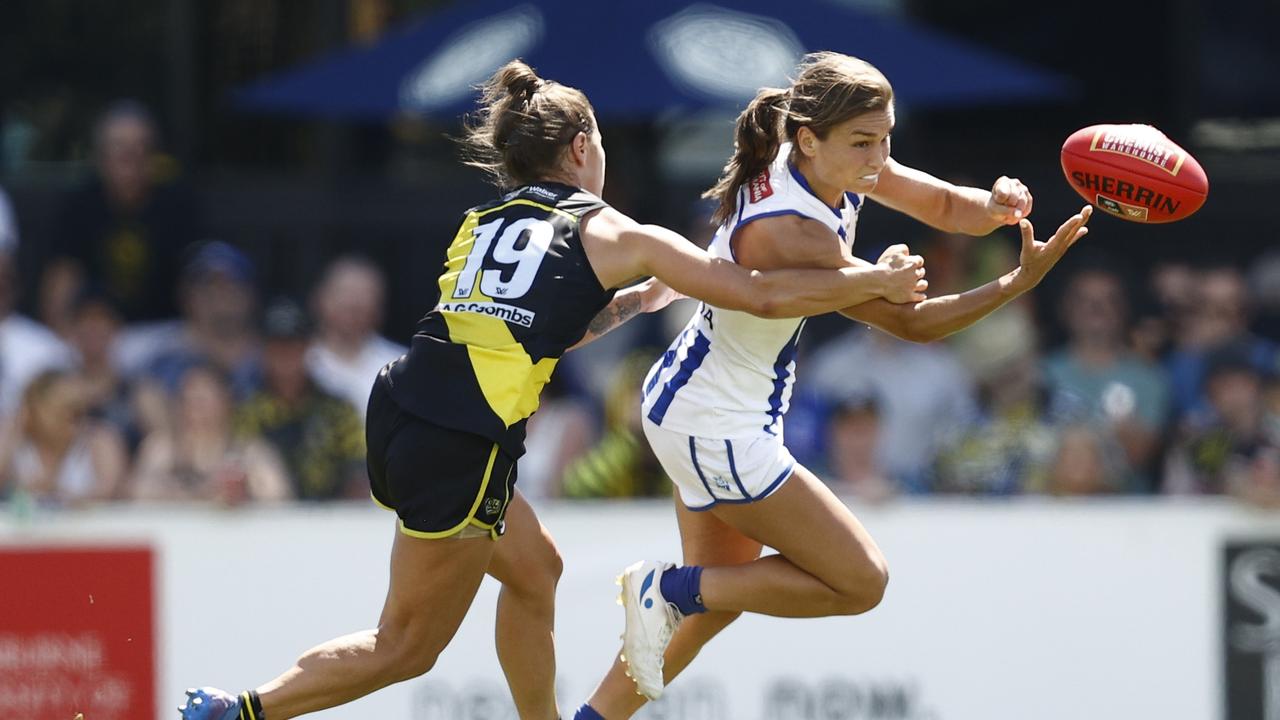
[648,4,803,102]
[399,5,544,112]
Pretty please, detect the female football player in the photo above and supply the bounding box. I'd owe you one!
[575,52,1090,718]
[177,59,927,720]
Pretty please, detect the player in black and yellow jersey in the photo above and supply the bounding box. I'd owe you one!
[179,60,926,720]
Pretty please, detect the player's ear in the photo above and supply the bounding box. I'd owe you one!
[796,127,818,157]
[569,131,589,166]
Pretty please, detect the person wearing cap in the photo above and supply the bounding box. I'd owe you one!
[824,390,895,502]
[1164,340,1280,504]
[140,240,264,402]
[235,298,366,501]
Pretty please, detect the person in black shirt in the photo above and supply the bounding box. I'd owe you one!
[47,100,202,326]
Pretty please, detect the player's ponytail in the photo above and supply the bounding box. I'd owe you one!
[704,87,789,226]
[461,59,595,188]
[704,53,894,227]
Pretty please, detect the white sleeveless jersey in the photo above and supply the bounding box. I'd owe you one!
[642,143,863,439]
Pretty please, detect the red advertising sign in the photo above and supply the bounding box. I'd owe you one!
[0,546,155,720]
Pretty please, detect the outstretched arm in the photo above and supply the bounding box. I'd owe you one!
[869,159,1034,236]
[580,207,925,320]
[843,206,1092,343]
[632,222,924,318]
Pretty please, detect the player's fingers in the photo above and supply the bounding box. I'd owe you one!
[992,204,1022,224]
[1019,186,1034,217]
[883,243,910,256]
[1006,178,1031,216]
[915,279,929,293]
[906,254,924,268]
[1069,227,1089,247]
[991,176,1012,204]
[1019,218,1034,254]
[994,177,1026,218]
[1054,212,1085,241]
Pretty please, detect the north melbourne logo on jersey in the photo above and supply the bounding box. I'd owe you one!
[438,301,537,328]
[748,170,774,203]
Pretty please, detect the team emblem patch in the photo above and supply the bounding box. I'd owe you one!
[484,497,502,517]
[748,170,773,203]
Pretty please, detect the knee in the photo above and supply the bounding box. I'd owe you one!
[365,624,443,683]
[546,544,565,587]
[389,645,439,682]
[504,540,564,603]
[529,539,564,593]
[831,553,890,616]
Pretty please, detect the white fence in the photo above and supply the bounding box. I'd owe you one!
[2,498,1278,720]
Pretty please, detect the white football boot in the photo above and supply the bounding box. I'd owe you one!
[618,560,683,700]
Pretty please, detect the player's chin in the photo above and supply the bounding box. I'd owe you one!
[849,175,880,193]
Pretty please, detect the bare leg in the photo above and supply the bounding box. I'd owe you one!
[255,524,495,719]
[585,497,763,719]
[698,465,889,618]
[486,492,563,720]
[584,466,889,718]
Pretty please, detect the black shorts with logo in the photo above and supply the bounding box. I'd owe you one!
[366,377,516,539]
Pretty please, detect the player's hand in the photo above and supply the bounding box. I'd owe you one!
[1017,205,1091,288]
[876,243,911,265]
[986,176,1034,225]
[878,248,928,304]
[635,277,685,313]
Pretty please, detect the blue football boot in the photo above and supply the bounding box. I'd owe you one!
[178,687,242,720]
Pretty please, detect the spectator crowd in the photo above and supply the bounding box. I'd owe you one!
[2,102,1279,511]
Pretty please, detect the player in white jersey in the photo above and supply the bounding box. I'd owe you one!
[572,53,1091,718]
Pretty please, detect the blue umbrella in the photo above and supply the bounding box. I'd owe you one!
[234,1,1074,120]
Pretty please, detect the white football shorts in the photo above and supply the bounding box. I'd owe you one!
[642,417,797,511]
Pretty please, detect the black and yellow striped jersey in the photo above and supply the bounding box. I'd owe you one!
[384,182,614,458]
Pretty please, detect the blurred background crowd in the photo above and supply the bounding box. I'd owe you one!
[1,0,1278,511]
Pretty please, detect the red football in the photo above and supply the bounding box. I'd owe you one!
[1060,124,1208,223]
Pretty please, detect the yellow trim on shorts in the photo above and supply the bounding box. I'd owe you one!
[468,463,513,540]
[468,462,513,529]
[396,444,501,540]
[370,492,395,512]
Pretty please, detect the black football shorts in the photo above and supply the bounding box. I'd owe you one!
[366,378,516,539]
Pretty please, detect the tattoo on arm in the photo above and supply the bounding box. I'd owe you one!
[585,290,643,341]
